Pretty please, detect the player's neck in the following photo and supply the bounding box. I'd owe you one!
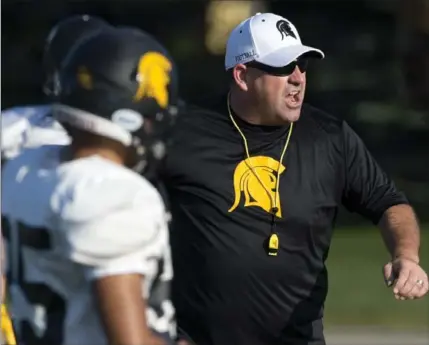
[69,146,125,166]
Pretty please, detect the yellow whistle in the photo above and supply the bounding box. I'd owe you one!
[267,233,279,256]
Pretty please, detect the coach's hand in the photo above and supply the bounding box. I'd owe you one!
[384,257,428,300]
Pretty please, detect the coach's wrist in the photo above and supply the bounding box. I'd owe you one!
[393,253,419,264]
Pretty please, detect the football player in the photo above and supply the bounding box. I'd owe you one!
[1,14,111,162]
[2,27,179,345]
[1,15,111,345]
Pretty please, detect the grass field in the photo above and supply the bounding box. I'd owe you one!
[324,225,429,330]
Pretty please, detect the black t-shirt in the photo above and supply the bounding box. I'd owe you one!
[162,97,408,345]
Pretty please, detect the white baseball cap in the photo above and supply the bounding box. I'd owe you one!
[225,12,324,70]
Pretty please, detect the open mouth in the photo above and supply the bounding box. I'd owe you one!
[285,90,301,107]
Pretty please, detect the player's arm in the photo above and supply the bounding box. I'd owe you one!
[61,197,167,345]
[93,273,165,345]
[92,262,166,345]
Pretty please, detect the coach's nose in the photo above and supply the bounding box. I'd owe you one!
[288,66,305,86]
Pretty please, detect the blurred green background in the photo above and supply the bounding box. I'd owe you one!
[326,225,428,329]
[2,0,428,336]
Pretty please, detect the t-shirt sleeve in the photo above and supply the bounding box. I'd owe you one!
[341,121,409,224]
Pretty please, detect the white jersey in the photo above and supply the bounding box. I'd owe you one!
[1,105,70,160]
[2,145,175,344]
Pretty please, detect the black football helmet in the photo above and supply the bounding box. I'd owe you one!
[114,26,180,135]
[43,14,111,98]
[52,28,179,174]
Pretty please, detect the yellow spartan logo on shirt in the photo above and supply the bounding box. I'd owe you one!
[228,156,286,218]
[133,51,172,109]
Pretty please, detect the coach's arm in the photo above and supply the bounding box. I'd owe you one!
[378,205,427,299]
[340,121,428,300]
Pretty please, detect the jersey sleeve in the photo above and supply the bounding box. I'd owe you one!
[1,106,69,161]
[341,121,409,224]
[55,174,168,279]
[1,109,29,160]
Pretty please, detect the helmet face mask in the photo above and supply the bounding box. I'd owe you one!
[43,68,61,98]
[53,27,180,175]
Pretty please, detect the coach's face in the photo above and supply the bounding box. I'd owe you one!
[238,58,307,125]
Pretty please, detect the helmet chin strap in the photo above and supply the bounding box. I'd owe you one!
[133,159,147,174]
[152,141,166,160]
[131,137,148,174]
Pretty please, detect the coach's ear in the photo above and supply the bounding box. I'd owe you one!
[231,64,249,92]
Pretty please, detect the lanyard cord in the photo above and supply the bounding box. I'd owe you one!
[227,92,293,256]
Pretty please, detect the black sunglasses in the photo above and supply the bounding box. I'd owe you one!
[246,58,308,76]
